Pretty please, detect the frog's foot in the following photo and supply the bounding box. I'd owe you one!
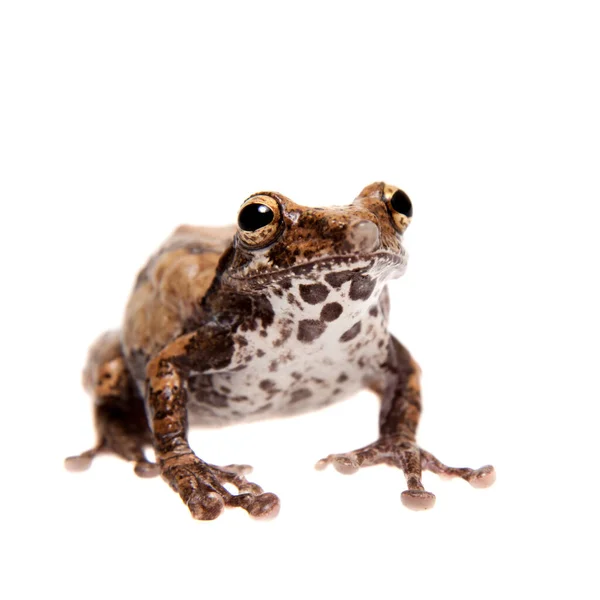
[67,340,160,478]
[160,453,280,521]
[65,442,159,478]
[65,406,160,478]
[316,435,495,511]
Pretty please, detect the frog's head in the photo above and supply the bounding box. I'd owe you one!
[220,182,412,293]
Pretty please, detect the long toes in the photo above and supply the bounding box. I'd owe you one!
[401,490,436,511]
[64,452,95,472]
[187,491,225,520]
[246,493,281,519]
[134,460,161,478]
[221,464,254,476]
[229,491,281,519]
[333,455,361,474]
[467,465,496,488]
[314,457,330,471]
[315,454,360,474]
[237,482,264,495]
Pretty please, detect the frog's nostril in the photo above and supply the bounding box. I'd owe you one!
[349,220,380,253]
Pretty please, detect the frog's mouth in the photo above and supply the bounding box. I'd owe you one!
[226,250,407,287]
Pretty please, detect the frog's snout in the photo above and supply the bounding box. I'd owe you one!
[348,220,380,253]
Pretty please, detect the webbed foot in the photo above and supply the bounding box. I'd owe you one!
[316,435,495,511]
[65,443,160,478]
[161,453,280,520]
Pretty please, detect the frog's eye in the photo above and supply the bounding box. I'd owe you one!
[237,195,282,248]
[390,189,413,218]
[383,185,412,233]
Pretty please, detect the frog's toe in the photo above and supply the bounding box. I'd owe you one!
[315,453,360,474]
[314,457,330,471]
[466,465,496,488]
[162,456,280,521]
[64,453,94,472]
[134,459,161,478]
[421,450,497,489]
[247,493,281,519]
[332,455,360,475]
[64,446,101,472]
[188,490,226,521]
[221,463,254,476]
[401,490,436,511]
[211,464,280,518]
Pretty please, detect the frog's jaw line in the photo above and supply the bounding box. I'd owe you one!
[225,250,408,288]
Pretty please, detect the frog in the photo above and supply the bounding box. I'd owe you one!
[65,182,495,520]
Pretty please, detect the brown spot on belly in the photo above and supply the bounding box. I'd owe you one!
[273,319,293,347]
[337,373,348,383]
[287,293,304,310]
[297,319,327,343]
[269,350,294,372]
[290,388,313,404]
[320,302,343,322]
[340,321,362,342]
[230,395,250,403]
[259,379,277,392]
[369,305,379,317]
[299,283,330,305]
[325,271,355,289]
[349,275,376,301]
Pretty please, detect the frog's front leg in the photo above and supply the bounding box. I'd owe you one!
[147,328,280,520]
[316,337,495,510]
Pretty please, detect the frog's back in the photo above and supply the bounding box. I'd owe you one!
[157,224,237,257]
[122,224,236,380]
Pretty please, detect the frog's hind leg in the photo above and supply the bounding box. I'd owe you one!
[65,331,159,478]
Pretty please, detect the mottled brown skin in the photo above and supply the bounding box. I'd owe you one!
[66,182,495,519]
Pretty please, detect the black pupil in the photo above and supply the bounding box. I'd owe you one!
[390,189,413,218]
[238,203,274,232]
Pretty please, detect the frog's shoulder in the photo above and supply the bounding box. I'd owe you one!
[139,224,236,300]
[122,224,235,365]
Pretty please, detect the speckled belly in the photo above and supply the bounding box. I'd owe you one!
[186,336,388,426]
[185,272,392,426]
[187,363,348,426]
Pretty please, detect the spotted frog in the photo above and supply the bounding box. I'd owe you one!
[66,182,495,519]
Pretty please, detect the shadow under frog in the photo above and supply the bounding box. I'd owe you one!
[66,182,495,520]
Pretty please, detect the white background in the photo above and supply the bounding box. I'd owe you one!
[1,1,599,599]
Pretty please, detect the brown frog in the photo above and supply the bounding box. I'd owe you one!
[66,182,495,520]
